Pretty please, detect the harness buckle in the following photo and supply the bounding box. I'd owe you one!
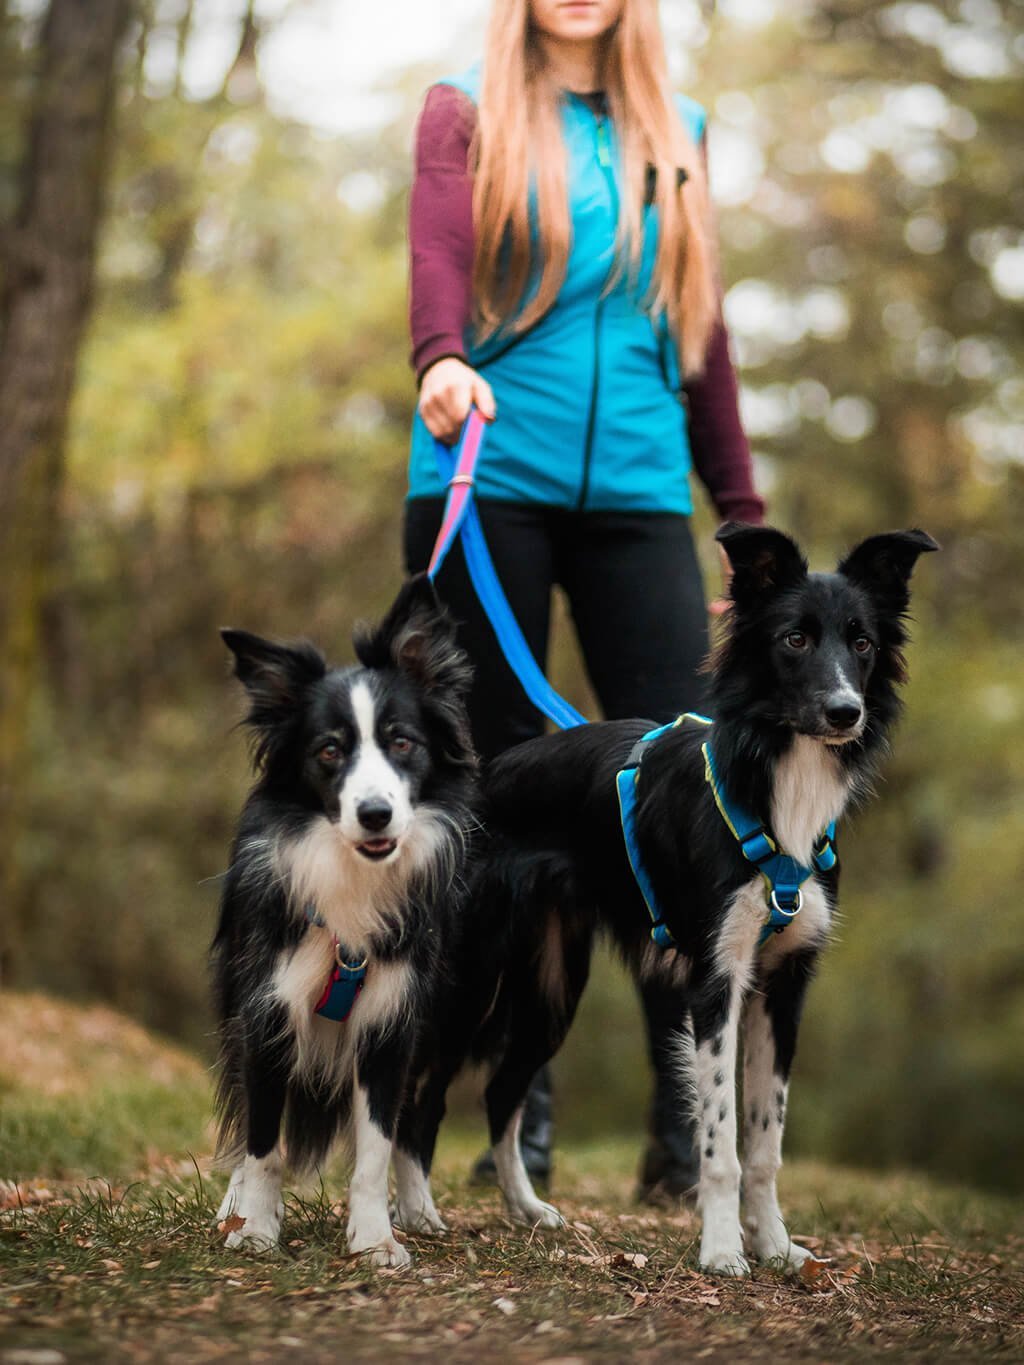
[448,472,475,488]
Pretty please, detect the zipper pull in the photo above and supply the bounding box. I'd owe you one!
[596,117,611,168]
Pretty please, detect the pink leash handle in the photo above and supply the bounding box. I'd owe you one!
[427,407,488,580]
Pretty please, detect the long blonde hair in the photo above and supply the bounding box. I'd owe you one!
[472,0,718,376]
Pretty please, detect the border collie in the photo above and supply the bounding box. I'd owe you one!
[211,576,476,1266]
[401,525,937,1275]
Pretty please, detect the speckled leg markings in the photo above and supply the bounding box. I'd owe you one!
[347,1085,410,1268]
[493,1107,565,1230]
[741,994,814,1271]
[693,991,749,1277]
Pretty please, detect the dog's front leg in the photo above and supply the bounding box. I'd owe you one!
[691,975,748,1276]
[221,1019,290,1252]
[392,1062,454,1236]
[741,952,817,1271]
[348,1033,411,1268]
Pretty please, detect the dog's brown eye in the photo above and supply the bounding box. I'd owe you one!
[853,636,874,655]
[390,735,413,756]
[318,741,342,763]
[785,631,808,651]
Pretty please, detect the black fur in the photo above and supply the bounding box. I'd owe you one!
[403,527,936,1261]
[211,574,477,1258]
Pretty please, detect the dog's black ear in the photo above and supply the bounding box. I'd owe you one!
[715,523,807,607]
[838,530,939,608]
[221,629,326,713]
[354,574,472,697]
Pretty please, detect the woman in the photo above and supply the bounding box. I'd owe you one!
[403,0,763,1199]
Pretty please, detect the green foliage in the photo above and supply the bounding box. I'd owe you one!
[2,0,1022,1192]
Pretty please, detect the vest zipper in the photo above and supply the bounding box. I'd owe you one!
[578,111,617,512]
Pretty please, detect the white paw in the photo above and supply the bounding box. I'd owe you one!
[699,1247,751,1278]
[393,1201,448,1236]
[350,1235,412,1269]
[753,1237,816,1273]
[214,1171,244,1224]
[224,1212,282,1253]
[215,1191,238,1225]
[507,1198,565,1230]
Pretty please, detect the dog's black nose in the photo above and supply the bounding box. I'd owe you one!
[357,798,393,832]
[825,700,863,730]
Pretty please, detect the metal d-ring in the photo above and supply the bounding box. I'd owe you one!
[769,888,802,917]
[333,940,368,972]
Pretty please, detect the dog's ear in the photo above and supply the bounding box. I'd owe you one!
[715,523,807,608]
[221,629,326,713]
[838,530,939,609]
[354,574,472,698]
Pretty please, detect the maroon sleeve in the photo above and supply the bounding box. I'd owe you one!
[409,84,477,382]
[684,134,764,526]
[684,316,765,525]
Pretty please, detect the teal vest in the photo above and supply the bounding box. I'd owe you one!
[408,62,706,515]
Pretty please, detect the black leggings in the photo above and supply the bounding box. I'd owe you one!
[403,499,710,758]
[404,498,706,1164]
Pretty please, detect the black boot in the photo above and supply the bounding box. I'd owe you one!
[637,1067,700,1204]
[470,1064,554,1189]
[636,979,700,1205]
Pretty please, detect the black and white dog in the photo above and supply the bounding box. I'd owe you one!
[401,525,937,1275]
[212,576,476,1266]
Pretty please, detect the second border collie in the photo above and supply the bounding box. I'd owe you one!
[401,525,937,1275]
[211,576,476,1266]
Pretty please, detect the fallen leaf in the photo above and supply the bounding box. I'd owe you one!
[217,1213,245,1235]
[612,1251,648,1270]
[799,1254,831,1286]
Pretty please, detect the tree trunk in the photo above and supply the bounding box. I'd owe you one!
[0,0,129,982]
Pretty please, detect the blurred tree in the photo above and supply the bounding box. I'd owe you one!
[0,0,1021,1188]
[0,0,130,981]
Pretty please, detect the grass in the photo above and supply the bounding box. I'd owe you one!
[1,993,1022,1361]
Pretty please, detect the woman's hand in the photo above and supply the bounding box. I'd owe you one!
[418,357,497,444]
[708,542,734,617]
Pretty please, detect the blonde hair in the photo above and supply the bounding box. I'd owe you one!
[472,0,718,376]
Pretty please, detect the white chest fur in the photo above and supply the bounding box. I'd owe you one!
[770,736,851,866]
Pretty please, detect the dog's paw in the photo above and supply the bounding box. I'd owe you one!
[699,1248,751,1278]
[507,1198,565,1231]
[223,1213,281,1254]
[393,1200,448,1236]
[351,1235,412,1269]
[214,1171,244,1225]
[754,1237,817,1274]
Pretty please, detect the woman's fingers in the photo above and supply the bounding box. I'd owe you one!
[418,358,496,442]
[470,374,497,422]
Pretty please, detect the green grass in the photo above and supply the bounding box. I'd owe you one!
[2,994,1022,1361]
[2,1135,1022,1363]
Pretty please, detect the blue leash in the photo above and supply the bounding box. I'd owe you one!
[426,413,835,954]
[429,414,587,732]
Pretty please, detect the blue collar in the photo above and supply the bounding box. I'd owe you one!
[305,906,367,1022]
[615,715,837,952]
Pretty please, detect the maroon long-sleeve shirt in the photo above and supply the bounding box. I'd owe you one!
[409,83,764,526]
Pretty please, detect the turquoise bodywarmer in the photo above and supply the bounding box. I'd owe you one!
[407,62,707,515]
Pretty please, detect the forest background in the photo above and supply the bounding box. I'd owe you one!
[0,0,1021,1196]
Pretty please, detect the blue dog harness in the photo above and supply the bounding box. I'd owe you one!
[305,906,367,1022]
[615,715,838,951]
